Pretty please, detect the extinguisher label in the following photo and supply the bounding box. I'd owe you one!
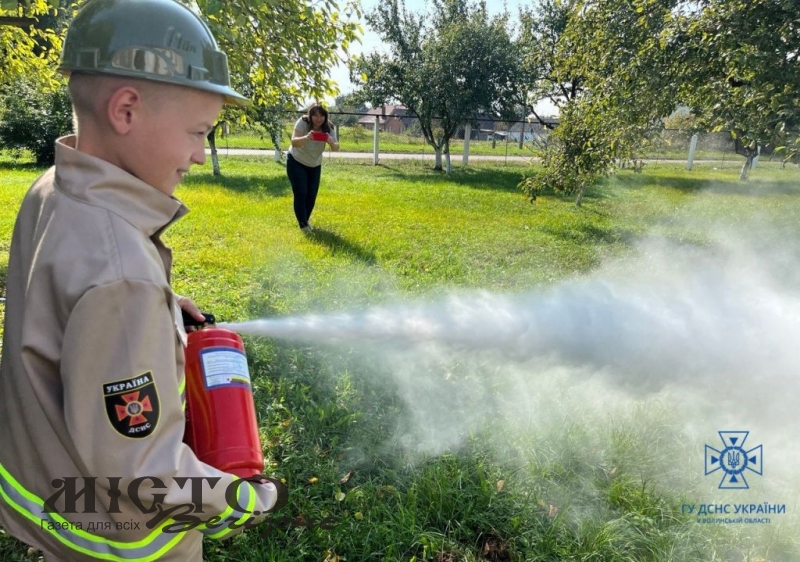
[200,347,251,390]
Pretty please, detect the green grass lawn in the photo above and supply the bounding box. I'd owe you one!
[1,154,799,561]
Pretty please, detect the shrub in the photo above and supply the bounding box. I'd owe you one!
[519,103,654,205]
[519,107,615,206]
[0,79,73,165]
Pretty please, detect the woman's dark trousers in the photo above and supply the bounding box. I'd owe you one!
[286,153,322,228]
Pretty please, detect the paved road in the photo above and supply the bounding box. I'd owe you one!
[207,147,532,163]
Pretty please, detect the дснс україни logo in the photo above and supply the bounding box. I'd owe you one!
[705,431,763,489]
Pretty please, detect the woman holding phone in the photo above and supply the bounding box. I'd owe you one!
[287,103,340,232]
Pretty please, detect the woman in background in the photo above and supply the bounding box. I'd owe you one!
[287,103,339,232]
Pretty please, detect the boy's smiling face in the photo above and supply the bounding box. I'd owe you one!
[128,87,224,195]
[69,76,226,195]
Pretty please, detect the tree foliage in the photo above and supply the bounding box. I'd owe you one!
[0,0,67,90]
[192,0,362,173]
[676,0,800,179]
[196,0,362,108]
[520,98,658,205]
[518,0,582,127]
[521,0,799,202]
[1,1,362,173]
[350,0,520,171]
[0,1,76,162]
[520,0,679,204]
[0,78,72,164]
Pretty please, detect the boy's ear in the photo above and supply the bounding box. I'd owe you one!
[106,86,144,135]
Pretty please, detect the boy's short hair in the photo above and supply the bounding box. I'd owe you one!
[59,0,249,107]
[68,73,176,120]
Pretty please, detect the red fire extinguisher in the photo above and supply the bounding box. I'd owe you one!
[182,312,264,479]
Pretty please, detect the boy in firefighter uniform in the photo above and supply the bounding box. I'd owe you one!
[0,0,280,560]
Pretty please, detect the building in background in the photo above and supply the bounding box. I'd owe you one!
[357,105,414,134]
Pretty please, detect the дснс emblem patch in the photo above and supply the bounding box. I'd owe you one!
[103,372,160,438]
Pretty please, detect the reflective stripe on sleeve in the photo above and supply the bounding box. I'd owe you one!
[178,377,186,412]
[201,479,257,540]
[0,462,184,561]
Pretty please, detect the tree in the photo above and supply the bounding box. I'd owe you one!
[566,0,800,182]
[0,0,67,90]
[334,92,363,108]
[192,0,362,174]
[520,101,614,205]
[195,1,361,173]
[0,1,362,172]
[197,0,361,108]
[520,0,798,205]
[350,0,520,172]
[518,0,592,204]
[520,0,684,205]
[564,0,682,158]
[518,0,582,128]
[0,77,72,164]
[0,1,76,163]
[676,0,800,180]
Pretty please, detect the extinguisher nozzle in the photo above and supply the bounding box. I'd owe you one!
[181,309,216,328]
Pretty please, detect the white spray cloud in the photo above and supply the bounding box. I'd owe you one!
[229,233,799,389]
[227,227,800,512]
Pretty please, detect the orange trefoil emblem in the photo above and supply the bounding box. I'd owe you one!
[115,391,153,426]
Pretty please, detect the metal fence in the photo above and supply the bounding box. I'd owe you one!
[211,110,795,169]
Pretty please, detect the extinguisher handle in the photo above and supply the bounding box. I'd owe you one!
[181,309,216,328]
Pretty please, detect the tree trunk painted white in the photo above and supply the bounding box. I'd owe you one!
[462,123,471,167]
[211,149,220,176]
[752,145,761,169]
[207,126,220,176]
[575,184,585,207]
[373,116,380,166]
[739,142,757,181]
[740,155,753,181]
[686,134,698,171]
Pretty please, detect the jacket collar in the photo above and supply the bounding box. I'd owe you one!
[53,135,188,237]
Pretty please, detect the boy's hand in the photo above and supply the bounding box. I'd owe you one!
[178,296,205,323]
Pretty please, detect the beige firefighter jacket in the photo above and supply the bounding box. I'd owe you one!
[0,136,277,561]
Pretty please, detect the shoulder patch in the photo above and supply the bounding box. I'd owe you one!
[102,372,160,439]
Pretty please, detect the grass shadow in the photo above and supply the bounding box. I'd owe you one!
[554,186,609,203]
[0,159,45,173]
[373,163,525,193]
[614,171,800,197]
[184,170,290,196]
[541,223,638,247]
[307,228,377,265]
[0,262,7,297]
[519,180,610,206]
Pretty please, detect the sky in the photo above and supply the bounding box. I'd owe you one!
[325,0,558,115]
